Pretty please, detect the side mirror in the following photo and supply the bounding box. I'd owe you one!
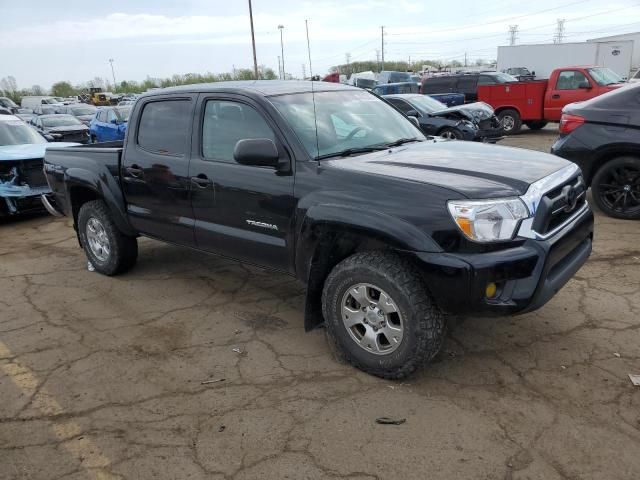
[234,138,280,167]
[408,116,420,127]
[44,134,55,142]
[578,82,592,90]
[110,118,119,124]
[406,109,420,118]
[531,71,536,76]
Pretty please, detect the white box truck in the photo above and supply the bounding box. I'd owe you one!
[497,41,634,79]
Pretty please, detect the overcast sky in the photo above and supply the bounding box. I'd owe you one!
[1,0,639,88]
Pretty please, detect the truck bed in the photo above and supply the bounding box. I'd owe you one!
[43,141,125,218]
[478,80,548,121]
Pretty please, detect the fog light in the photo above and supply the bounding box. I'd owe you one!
[485,282,498,299]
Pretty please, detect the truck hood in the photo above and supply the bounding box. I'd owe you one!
[431,102,494,123]
[325,140,571,198]
[0,143,79,161]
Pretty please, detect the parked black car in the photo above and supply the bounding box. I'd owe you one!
[384,94,503,142]
[31,114,90,143]
[42,81,593,379]
[58,104,97,125]
[552,83,640,219]
[422,72,518,102]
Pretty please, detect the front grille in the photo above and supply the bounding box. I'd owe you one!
[532,175,587,235]
[19,159,47,187]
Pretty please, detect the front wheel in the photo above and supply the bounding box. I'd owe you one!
[591,156,640,219]
[439,128,463,140]
[322,251,445,379]
[78,200,138,275]
[498,109,522,135]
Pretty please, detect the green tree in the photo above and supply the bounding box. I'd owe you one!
[0,76,19,102]
[51,81,76,98]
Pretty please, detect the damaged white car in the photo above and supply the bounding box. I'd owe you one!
[0,115,77,216]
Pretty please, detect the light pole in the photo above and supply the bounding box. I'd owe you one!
[278,25,285,80]
[108,58,117,91]
[248,0,259,79]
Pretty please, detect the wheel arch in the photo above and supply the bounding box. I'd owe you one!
[587,145,640,184]
[296,205,442,331]
[65,170,136,239]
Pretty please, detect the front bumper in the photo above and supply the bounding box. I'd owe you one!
[411,203,593,316]
[0,184,50,215]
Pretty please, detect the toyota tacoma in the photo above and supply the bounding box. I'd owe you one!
[42,81,593,379]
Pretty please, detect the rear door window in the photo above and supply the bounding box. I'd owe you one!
[456,76,478,94]
[137,99,192,156]
[422,77,454,93]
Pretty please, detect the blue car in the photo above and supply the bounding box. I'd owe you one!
[0,115,77,215]
[89,106,131,143]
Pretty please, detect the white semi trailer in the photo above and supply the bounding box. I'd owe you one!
[497,40,634,79]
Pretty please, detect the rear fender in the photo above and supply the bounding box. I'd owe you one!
[65,167,135,236]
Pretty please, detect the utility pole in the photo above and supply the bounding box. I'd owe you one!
[508,25,518,46]
[108,58,117,91]
[277,56,282,79]
[278,25,285,79]
[375,50,380,72]
[554,19,565,44]
[380,26,385,71]
[464,52,468,67]
[247,0,259,79]
[345,52,351,76]
[301,63,306,80]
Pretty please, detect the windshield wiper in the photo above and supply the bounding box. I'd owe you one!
[384,137,423,148]
[315,146,388,160]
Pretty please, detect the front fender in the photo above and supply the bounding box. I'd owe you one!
[295,203,442,281]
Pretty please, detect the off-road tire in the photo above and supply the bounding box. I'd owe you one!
[498,109,522,135]
[591,156,640,220]
[78,200,138,275]
[322,251,445,379]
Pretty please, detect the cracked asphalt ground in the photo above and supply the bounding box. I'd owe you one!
[2,128,640,480]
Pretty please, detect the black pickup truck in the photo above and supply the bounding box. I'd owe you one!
[42,81,593,379]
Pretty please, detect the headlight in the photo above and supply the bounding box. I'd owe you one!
[447,198,529,242]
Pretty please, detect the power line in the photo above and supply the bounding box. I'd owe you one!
[387,0,593,37]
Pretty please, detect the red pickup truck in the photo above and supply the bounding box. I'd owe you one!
[478,66,624,134]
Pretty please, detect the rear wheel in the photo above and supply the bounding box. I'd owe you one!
[439,128,463,140]
[78,200,138,275]
[322,251,445,379]
[525,121,548,131]
[591,156,640,219]
[498,109,522,135]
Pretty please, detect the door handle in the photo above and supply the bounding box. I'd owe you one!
[125,164,143,177]
[191,174,212,188]
[552,94,560,99]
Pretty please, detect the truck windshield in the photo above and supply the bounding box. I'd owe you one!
[587,68,623,86]
[0,120,47,146]
[493,72,518,83]
[269,90,425,159]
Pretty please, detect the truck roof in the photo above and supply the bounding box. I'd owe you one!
[141,80,358,98]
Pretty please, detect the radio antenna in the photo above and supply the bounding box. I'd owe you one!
[306,19,321,163]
